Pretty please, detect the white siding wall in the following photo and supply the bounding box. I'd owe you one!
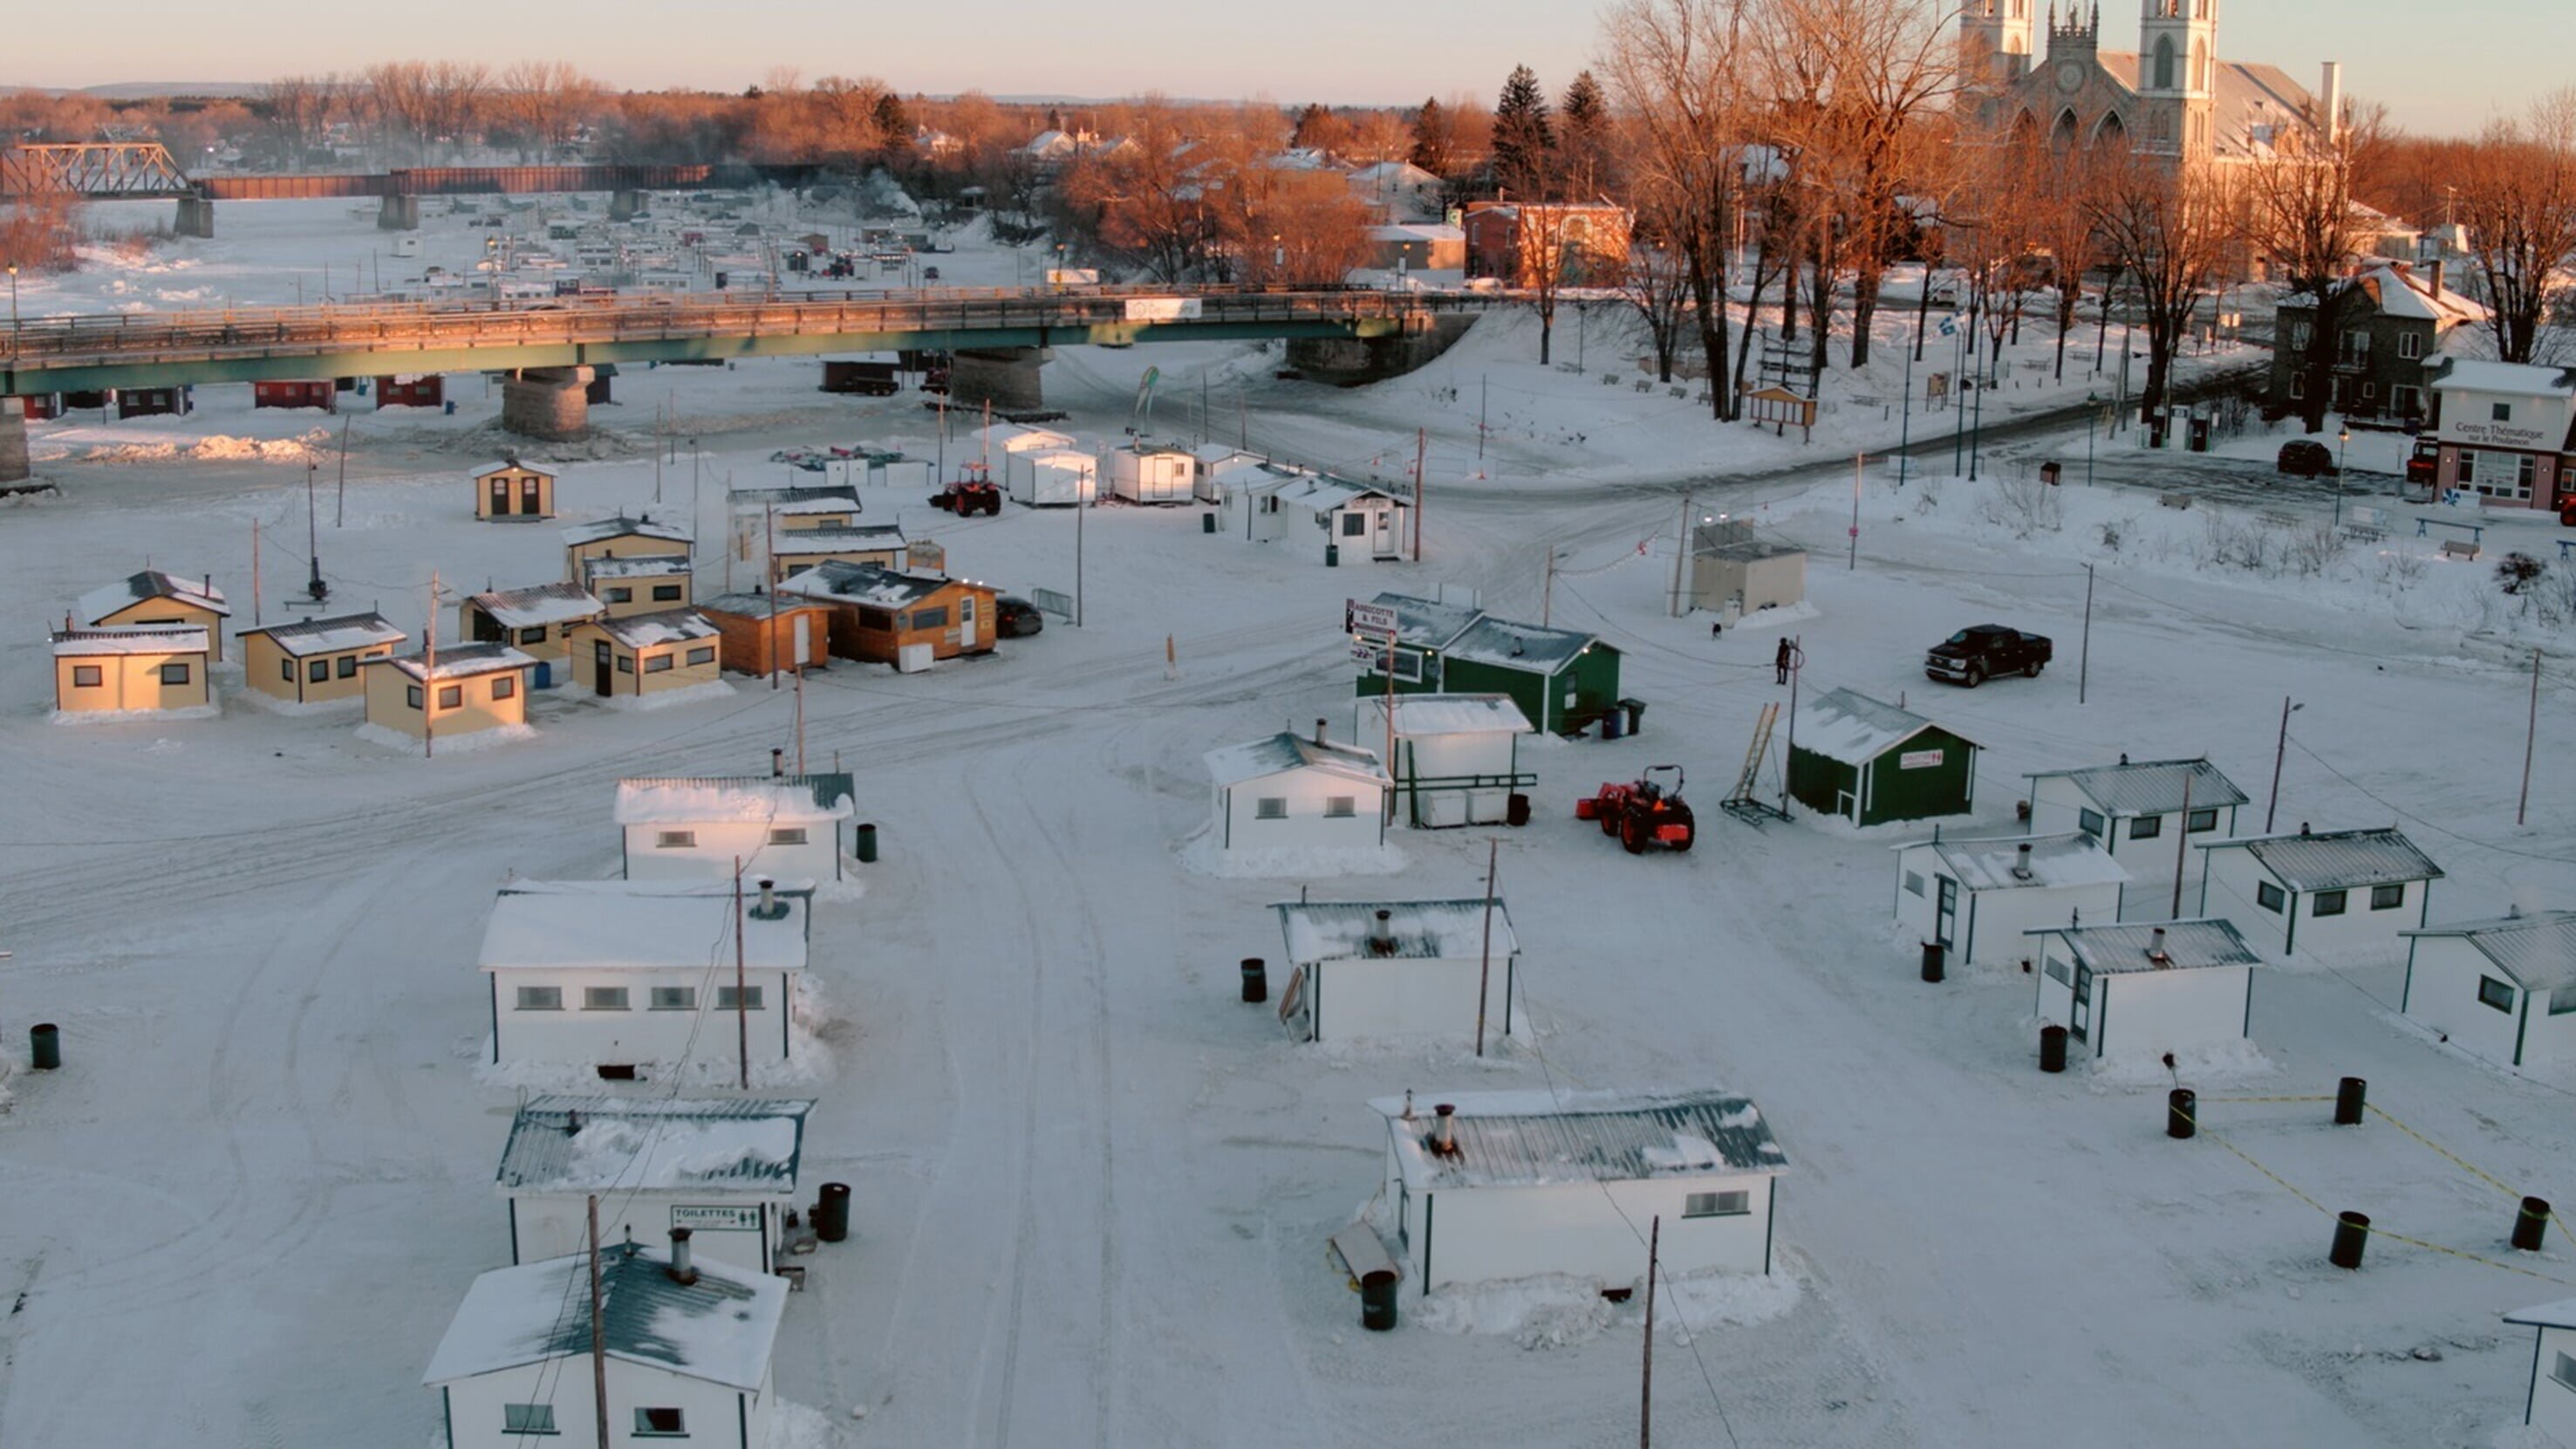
[622,821,841,883]
[490,967,798,1068]
[1413,1174,1774,1293]
[1892,844,1942,948]
[1963,882,2124,971]
[1311,954,1512,1044]
[2402,939,2544,1068]
[2027,777,2099,840]
[509,1191,786,1273]
[443,1359,748,1449]
[2526,1325,2576,1439]
[2199,848,2291,954]
[2099,966,2251,1059]
[1215,769,1384,852]
[2276,877,2423,960]
[1365,712,1519,827]
[1221,487,1288,541]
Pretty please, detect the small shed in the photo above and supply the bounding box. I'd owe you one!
[564,611,723,701]
[778,560,994,666]
[1688,521,1806,619]
[979,422,1074,460]
[473,458,557,521]
[1204,728,1390,853]
[768,523,907,582]
[616,772,857,882]
[78,569,231,661]
[1274,899,1519,1044]
[1008,448,1098,507]
[1274,474,1408,562]
[1892,831,2130,970]
[461,582,605,688]
[2400,910,2576,1071]
[422,1243,787,1449]
[2026,756,2247,903]
[2198,825,2441,958]
[1359,692,1535,827]
[1216,462,1303,539]
[116,386,184,420]
[1105,442,1195,503]
[479,878,810,1070]
[730,483,862,530]
[1372,1088,1787,1295]
[1438,617,1621,735]
[361,642,535,743]
[1787,689,1978,827]
[238,612,406,708]
[51,625,212,718]
[1191,446,1269,502]
[2031,919,2263,1063]
[251,379,336,413]
[583,554,694,617]
[495,1095,816,1273]
[2503,1297,2576,1445]
[374,373,445,409]
[695,591,831,677]
[561,513,692,584]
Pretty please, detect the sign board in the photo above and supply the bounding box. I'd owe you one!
[671,1204,762,1231]
[1045,268,1099,286]
[1345,600,1398,638]
[1030,586,1076,619]
[1124,297,1204,323]
[1898,748,1945,770]
[1350,637,1389,666]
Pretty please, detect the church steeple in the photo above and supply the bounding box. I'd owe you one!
[2139,0,2218,159]
[1959,0,2039,115]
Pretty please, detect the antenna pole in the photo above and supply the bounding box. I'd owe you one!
[423,571,438,760]
[1640,1214,1659,1448]
[735,858,750,1090]
[1474,838,1499,1057]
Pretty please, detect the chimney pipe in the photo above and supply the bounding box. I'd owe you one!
[2012,840,2035,880]
[2320,61,2342,145]
[759,877,777,917]
[666,1227,698,1285]
[771,747,784,777]
[1400,1089,1415,1121]
[564,1108,582,1135]
[2148,925,2170,965]
[1431,1102,1459,1156]
[1315,717,1328,746]
[1368,908,1397,956]
[2429,258,2444,299]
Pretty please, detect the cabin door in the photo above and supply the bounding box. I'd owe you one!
[489,477,511,516]
[791,614,811,667]
[1933,877,1958,950]
[593,639,614,695]
[520,476,543,514]
[1372,506,1397,557]
[2069,964,2094,1043]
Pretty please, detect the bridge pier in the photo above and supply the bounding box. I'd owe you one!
[609,189,647,222]
[0,398,28,483]
[1285,311,1472,386]
[174,195,215,239]
[377,195,421,231]
[947,346,1051,414]
[500,367,591,441]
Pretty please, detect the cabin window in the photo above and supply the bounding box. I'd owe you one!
[687,646,716,666]
[716,984,765,1010]
[502,1404,557,1434]
[491,674,516,701]
[307,659,329,683]
[2313,889,2347,917]
[72,665,102,687]
[769,827,808,845]
[2478,976,2516,1013]
[2370,884,2404,910]
[160,662,192,686]
[1325,796,1361,818]
[2187,808,2218,833]
[338,654,359,679]
[1683,1190,1752,1218]
[407,685,425,709]
[279,659,295,682]
[2552,1350,2576,1391]
[1903,871,1926,897]
[516,986,562,1011]
[618,655,636,673]
[857,609,895,632]
[1254,797,1288,819]
[645,654,675,673]
[2551,987,2576,1016]
[656,830,698,848]
[2045,959,2070,985]
[2492,402,2513,422]
[651,987,696,1010]
[911,605,950,631]
[519,626,547,645]
[2397,332,2422,360]
[652,584,684,602]
[2129,816,2163,841]
[438,685,463,708]
[2077,808,2105,841]
[2255,881,2285,912]
[607,586,634,604]
[1341,512,1367,537]
[583,987,630,1011]
[634,1407,687,1437]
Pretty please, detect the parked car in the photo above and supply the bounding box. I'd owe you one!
[1925,624,2053,687]
[2277,439,2339,479]
[997,597,1044,638]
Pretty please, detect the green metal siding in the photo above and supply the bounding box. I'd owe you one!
[1858,727,1977,825]
[1440,645,1620,734]
[1439,658,1553,734]
[1786,748,1859,817]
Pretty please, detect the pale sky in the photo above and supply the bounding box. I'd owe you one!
[7,0,2556,138]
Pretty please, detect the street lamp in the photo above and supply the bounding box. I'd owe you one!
[2085,391,2100,489]
[2334,426,2350,526]
[1271,234,1283,280]
[1054,243,1066,292]
[1967,377,1986,482]
[6,263,17,353]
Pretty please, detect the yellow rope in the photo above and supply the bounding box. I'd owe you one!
[2196,1094,2337,1104]
[2366,1103,2523,1199]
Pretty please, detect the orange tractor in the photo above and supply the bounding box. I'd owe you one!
[1575,764,1697,854]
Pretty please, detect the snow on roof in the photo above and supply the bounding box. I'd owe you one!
[421,1246,787,1391]
[2427,358,2576,397]
[769,524,908,556]
[1907,831,2131,893]
[2347,263,2486,325]
[2026,757,2249,815]
[1192,444,1263,465]
[479,879,810,974]
[2403,910,2576,993]
[614,774,857,824]
[379,641,537,680]
[586,609,719,650]
[1205,732,1390,789]
[1374,693,1534,738]
[2034,919,2260,974]
[1112,441,1193,459]
[1370,1088,1787,1193]
[238,611,406,655]
[468,582,606,629]
[777,560,947,606]
[77,569,230,625]
[1274,474,1399,514]
[1368,592,1483,650]
[1274,899,1519,964]
[728,483,862,513]
[695,591,828,618]
[1368,223,1466,242]
[51,624,208,656]
[2202,827,2443,892]
[2505,1297,2576,1331]
[474,458,556,479]
[495,1096,814,1194]
[1795,689,1964,766]
[979,423,1073,452]
[583,554,693,581]
[1444,616,1602,674]
[560,514,692,547]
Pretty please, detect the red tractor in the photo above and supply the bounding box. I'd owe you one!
[930,463,1003,516]
[1575,765,1696,854]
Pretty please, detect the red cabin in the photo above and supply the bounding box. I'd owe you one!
[375,374,446,409]
[117,387,186,420]
[252,379,337,413]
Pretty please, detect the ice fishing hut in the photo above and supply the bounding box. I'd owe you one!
[583,555,694,617]
[1273,899,1519,1044]
[1787,689,1978,827]
[563,611,723,701]
[77,570,231,661]
[50,625,213,718]
[472,459,557,521]
[1192,445,1269,502]
[1215,462,1302,540]
[2031,919,2262,1063]
[695,591,832,677]
[1891,831,2129,970]
[777,561,995,667]
[1359,693,1535,827]
[1274,475,1408,562]
[1105,441,1195,502]
[460,582,605,688]
[2502,1296,2576,1441]
[616,772,857,882]
[2025,756,2247,906]
[237,612,407,708]
[1687,518,1806,619]
[2400,910,2576,1071]
[768,524,907,582]
[494,1095,815,1273]
[1370,1088,1787,1295]
[1203,726,1390,853]
[2197,826,2442,959]
[1009,448,1098,507]
[359,642,535,744]
[561,513,692,585]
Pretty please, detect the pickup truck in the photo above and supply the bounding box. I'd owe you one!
[1925,624,2053,687]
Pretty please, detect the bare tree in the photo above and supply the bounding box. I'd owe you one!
[2454,85,2576,365]
[2086,154,2232,426]
[2027,144,2103,380]
[497,62,601,163]
[2243,102,2382,429]
[1619,141,1698,381]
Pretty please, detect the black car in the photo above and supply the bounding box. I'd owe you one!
[997,597,1044,638]
[1924,624,2053,687]
[2277,439,2339,479]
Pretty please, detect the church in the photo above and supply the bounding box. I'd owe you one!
[1958,0,2338,167]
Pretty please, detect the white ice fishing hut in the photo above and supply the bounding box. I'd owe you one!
[1203,726,1390,852]
[1371,1088,1787,1295]
[2401,910,2576,1072]
[2502,1296,2576,1442]
[2032,919,2262,1063]
[1892,831,2129,970]
[2023,756,2245,906]
[1360,692,1535,828]
[616,772,858,882]
[1104,441,1195,502]
[2197,825,2442,959]
[1274,899,1518,1044]
[495,1096,814,1274]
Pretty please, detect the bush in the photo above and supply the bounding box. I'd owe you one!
[2497,551,2546,597]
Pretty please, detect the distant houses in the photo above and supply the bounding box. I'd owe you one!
[2401,910,2576,1071]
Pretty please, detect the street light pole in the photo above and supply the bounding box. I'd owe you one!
[2084,393,2099,489]
[1967,379,1985,482]
[2265,697,2303,833]
[2334,426,2350,527]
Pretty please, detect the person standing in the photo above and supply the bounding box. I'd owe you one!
[1774,637,1793,685]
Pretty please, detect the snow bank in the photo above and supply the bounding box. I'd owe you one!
[50,704,218,725]
[233,689,363,717]
[1175,833,1410,879]
[601,679,739,713]
[2089,1037,2276,1090]
[769,1398,855,1448]
[78,432,331,465]
[354,721,537,754]
[1408,1266,1800,1349]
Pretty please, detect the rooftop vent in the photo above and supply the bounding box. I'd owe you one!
[749,877,788,921]
[2011,841,2034,882]
[1368,909,1397,957]
[2147,926,2171,967]
[1431,1103,1460,1156]
[666,1227,698,1286]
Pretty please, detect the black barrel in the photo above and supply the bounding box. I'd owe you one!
[1360,1269,1399,1331]
[2040,1025,2067,1074]
[30,1022,60,1071]
[2516,1197,2553,1253]
[855,823,878,865]
[1201,510,1217,534]
[2330,1210,2370,1269]
[815,1182,852,1243]
[1324,543,1340,567]
[2167,1088,2197,1139]
[1506,793,1532,828]
[1240,958,1267,1004]
[1920,941,1945,984]
[2334,1076,2367,1127]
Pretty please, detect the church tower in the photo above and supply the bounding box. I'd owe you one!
[2138,0,2218,162]
[1958,0,2038,128]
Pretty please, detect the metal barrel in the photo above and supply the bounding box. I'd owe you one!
[2330,1211,2370,1269]
[2167,1089,2197,1140]
[2039,1025,2067,1074]
[855,823,878,864]
[1240,958,1267,1004]
[1360,1270,1399,1331]
[814,1183,853,1243]
[2334,1076,2366,1127]
[1920,941,1944,984]
[2516,1197,2552,1254]
[31,1022,60,1070]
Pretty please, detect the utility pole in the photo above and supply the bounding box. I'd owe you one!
[654,400,665,503]
[336,415,349,527]
[1669,491,1691,618]
[1478,375,1488,460]
[1075,482,1086,627]
[794,665,807,775]
[1848,453,1862,570]
[1543,543,1557,626]
[2078,564,2094,704]
[2265,696,2299,833]
[1411,427,1427,563]
[423,571,439,760]
[249,519,262,627]
[588,1195,611,1449]
[766,502,779,689]
[2521,649,2542,827]
[1640,1215,1659,1449]
[2170,769,2192,919]
[1780,637,1803,818]
[1474,838,1499,1057]
[304,461,324,601]
[734,858,750,1091]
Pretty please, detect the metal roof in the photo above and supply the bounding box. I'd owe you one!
[2504,1296,2576,1331]
[2026,757,2250,816]
[583,554,692,580]
[770,524,907,553]
[77,569,230,625]
[1371,1089,1787,1193]
[729,483,864,511]
[51,624,208,656]
[421,1247,786,1391]
[1907,831,2131,892]
[777,560,948,606]
[1794,689,1964,766]
[1274,899,1518,963]
[377,641,537,680]
[1371,693,1534,737]
[2202,827,2443,892]
[560,513,691,547]
[586,609,720,650]
[1443,616,1603,675]
[695,591,829,618]
[466,581,605,629]
[495,1096,814,1194]
[2403,910,2576,994]
[1204,731,1390,789]
[614,773,857,823]
[2033,919,2260,974]
[1367,592,1482,650]
[236,611,405,655]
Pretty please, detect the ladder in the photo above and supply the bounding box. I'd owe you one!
[1722,701,1791,825]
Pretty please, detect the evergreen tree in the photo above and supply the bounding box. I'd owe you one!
[1491,65,1555,197]
[1408,96,1452,174]
[1292,102,1331,149]
[872,92,913,149]
[1558,70,1610,195]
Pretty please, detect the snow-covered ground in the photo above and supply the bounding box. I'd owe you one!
[4,200,2576,1449]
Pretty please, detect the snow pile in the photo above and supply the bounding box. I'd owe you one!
[601,679,738,714]
[1175,833,1410,879]
[1655,1264,1806,1341]
[768,1398,854,1448]
[233,689,362,717]
[2090,1037,2276,1090]
[79,432,330,465]
[50,704,218,726]
[1411,1273,1622,1349]
[523,1115,799,1193]
[353,721,537,754]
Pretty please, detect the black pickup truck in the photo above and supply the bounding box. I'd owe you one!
[1925,624,2053,687]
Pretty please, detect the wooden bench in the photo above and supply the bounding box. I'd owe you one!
[2158,492,2193,510]
[2556,538,2576,562]
[2441,538,2483,561]
[1330,1225,1400,1288]
[2340,524,2388,544]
